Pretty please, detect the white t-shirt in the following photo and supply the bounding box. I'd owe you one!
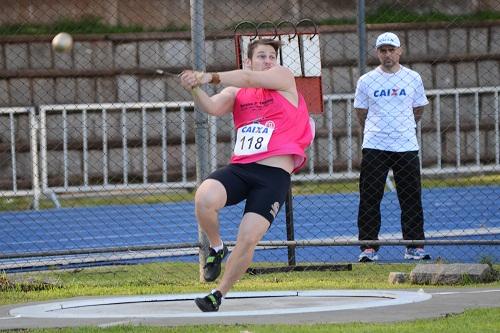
[354,65,428,152]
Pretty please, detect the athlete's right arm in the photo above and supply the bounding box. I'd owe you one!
[180,70,237,116]
[190,86,237,117]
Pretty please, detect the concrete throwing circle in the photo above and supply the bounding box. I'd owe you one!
[10,290,431,319]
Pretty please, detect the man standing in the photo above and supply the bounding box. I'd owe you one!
[180,38,314,311]
[354,32,431,262]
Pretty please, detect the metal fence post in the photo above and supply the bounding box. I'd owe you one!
[190,0,211,282]
[357,0,366,76]
[30,108,40,210]
[285,187,296,266]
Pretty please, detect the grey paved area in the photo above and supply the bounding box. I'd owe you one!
[0,288,498,329]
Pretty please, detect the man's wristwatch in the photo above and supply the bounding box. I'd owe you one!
[209,73,221,85]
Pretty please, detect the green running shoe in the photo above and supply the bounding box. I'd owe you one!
[203,245,228,282]
[195,290,223,312]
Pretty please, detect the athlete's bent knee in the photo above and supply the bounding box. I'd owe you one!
[195,179,226,211]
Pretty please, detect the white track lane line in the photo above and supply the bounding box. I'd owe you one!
[431,289,500,295]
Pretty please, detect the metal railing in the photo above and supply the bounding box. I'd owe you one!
[421,87,499,173]
[295,86,500,182]
[38,101,196,197]
[0,87,498,208]
[0,107,40,208]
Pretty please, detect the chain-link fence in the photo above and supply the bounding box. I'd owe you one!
[0,0,499,280]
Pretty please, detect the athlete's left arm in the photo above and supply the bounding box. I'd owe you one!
[196,67,295,93]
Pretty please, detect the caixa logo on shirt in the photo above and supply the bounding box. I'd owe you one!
[241,125,271,133]
[374,88,407,97]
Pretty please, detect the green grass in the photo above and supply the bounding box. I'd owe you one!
[367,7,500,24]
[0,190,194,211]
[319,7,500,25]
[0,15,188,35]
[2,263,499,306]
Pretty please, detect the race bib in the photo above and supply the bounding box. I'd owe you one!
[234,123,274,156]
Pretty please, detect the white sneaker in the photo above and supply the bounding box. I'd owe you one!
[358,248,379,262]
[404,247,431,260]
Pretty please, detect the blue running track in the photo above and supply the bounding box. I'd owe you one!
[1,186,498,271]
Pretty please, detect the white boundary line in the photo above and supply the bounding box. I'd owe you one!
[9,290,431,319]
[431,289,500,295]
[319,227,500,243]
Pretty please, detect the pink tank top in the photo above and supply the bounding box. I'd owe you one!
[230,87,313,173]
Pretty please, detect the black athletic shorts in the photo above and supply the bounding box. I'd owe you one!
[207,163,291,224]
